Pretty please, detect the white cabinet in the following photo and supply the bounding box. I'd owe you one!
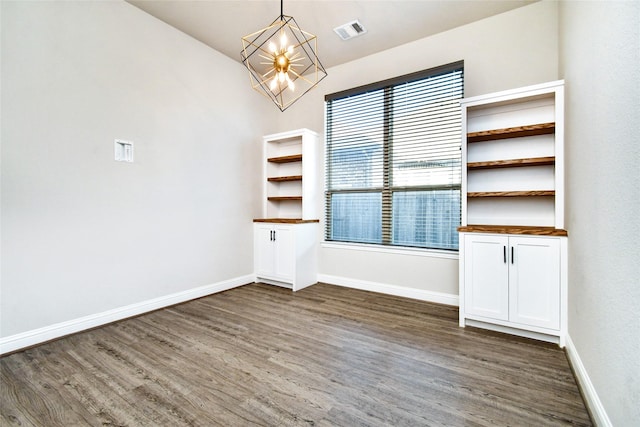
[508,236,561,330]
[255,223,295,282]
[463,234,510,321]
[254,221,318,291]
[458,81,568,346]
[463,234,562,331]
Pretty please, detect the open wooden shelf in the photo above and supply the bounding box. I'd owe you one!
[467,122,555,143]
[467,156,555,170]
[267,196,303,201]
[267,154,303,163]
[267,175,303,182]
[468,190,555,198]
[457,224,568,236]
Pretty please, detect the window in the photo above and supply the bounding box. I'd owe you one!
[325,61,463,251]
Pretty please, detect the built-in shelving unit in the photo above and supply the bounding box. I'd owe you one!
[458,80,567,347]
[254,129,320,291]
[261,129,320,220]
[460,82,565,228]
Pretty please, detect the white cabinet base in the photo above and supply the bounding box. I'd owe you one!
[464,318,565,347]
[459,232,567,347]
[256,278,294,290]
[254,221,318,291]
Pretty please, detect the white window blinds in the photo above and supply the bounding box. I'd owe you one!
[325,62,463,250]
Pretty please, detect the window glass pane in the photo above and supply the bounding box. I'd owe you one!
[392,190,460,250]
[327,139,384,190]
[327,90,384,190]
[391,73,462,188]
[330,192,382,244]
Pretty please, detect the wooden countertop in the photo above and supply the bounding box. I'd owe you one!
[458,225,568,236]
[253,218,320,224]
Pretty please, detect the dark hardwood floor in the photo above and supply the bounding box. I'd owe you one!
[1,283,591,426]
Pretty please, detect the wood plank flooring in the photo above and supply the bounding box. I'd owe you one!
[1,283,592,426]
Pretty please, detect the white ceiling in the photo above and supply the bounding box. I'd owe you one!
[127,0,536,69]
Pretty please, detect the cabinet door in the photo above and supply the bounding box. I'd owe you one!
[255,224,276,278]
[464,234,509,321]
[273,225,294,281]
[509,237,560,330]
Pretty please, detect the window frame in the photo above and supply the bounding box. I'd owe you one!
[324,61,464,252]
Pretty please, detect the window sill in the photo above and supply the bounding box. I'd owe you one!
[321,241,459,260]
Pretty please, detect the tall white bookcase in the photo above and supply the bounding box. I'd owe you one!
[458,81,568,346]
[254,129,320,291]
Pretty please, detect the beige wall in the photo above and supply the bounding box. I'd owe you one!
[559,1,640,424]
[0,1,270,337]
[277,1,559,297]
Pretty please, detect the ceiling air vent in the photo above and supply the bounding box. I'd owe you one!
[333,20,367,41]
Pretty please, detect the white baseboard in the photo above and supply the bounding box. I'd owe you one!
[464,318,560,345]
[0,274,253,356]
[565,334,612,427]
[318,274,459,306]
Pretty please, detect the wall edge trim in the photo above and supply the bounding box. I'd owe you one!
[318,274,459,306]
[565,333,612,427]
[0,274,253,355]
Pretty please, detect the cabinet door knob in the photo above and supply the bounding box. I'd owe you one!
[511,246,514,264]
[503,246,507,263]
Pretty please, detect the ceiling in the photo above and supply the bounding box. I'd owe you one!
[127,0,536,69]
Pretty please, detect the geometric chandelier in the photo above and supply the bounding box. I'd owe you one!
[241,0,327,111]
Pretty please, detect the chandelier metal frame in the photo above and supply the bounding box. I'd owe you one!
[241,1,327,111]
